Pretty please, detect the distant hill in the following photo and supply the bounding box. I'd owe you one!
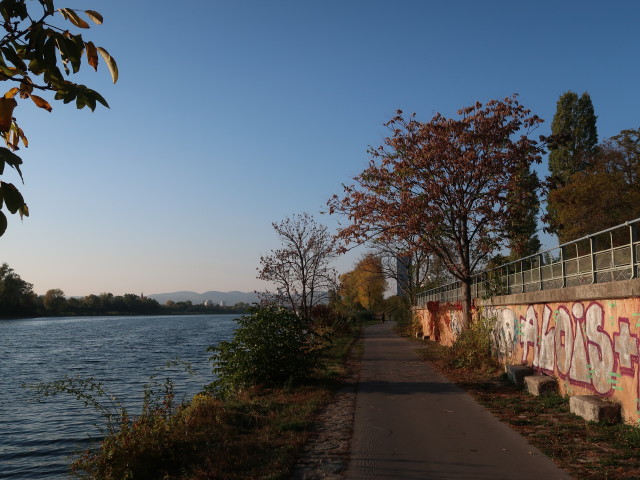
[148,291,260,306]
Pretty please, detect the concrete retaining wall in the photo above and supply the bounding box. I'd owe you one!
[414,279,640,424]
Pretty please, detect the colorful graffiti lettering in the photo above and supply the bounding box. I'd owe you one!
[614,318,639,375]
[505,302,621,395]
[482,303,634,398]
[484,307,517,357]
[416,298,640,422]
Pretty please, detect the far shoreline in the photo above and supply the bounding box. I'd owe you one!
[0,308,251,322]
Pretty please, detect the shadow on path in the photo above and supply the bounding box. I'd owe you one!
[357,380,463,395]
[345,322,573,480]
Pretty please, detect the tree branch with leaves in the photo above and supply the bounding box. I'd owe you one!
[372,235,449,306]
[0,0,118,236]
[329,96,545,326]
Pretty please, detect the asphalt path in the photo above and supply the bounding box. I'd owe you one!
[346,322,574,480]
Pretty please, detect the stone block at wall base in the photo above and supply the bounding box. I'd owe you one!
[524,375,557,396]
[569,395,621,423]
[505,365,535,387]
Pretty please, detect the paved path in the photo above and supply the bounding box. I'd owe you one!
[346,322,573,480]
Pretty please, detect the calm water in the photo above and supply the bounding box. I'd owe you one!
[0,314,238,479]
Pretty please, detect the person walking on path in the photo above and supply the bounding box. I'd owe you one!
[346,322,574,480]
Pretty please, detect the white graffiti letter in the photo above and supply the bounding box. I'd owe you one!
[536,305,555,372]
[570,316,591,386]
[585,303,614,395]
[554,307,573,377]
[520,306,538,364]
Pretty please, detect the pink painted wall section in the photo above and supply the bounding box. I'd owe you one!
[415,299,640,424]
[415,303,465,347]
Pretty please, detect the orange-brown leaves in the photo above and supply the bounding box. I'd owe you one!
[0,97,17,132]
[328,95,545,288]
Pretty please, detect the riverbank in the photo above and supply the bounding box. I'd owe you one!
[59,318,368,480]
[1,314,240,480]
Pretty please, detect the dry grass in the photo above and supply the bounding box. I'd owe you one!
[71,328,361,480]
[192,331,359,480]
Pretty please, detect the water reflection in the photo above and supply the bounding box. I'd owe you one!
[0,314,237,480]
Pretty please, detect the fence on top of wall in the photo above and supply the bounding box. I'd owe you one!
[416,217,640,307]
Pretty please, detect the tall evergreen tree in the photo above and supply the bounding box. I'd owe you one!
[506,164,541,259]
[546,91,598,238]
[548,91,598,182]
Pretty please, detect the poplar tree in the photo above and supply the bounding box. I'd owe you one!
[506,164,541,259]
[545,91,598,239]
[548,91,598,182]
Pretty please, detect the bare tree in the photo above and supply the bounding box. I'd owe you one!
[257,213,337,317]
[372,237,449,306]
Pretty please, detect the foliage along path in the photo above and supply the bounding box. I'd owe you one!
[345,322,573,480]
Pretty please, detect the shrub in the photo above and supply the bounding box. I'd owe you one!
[207,305,322,398]
[310,304,354,335]
[385,295,413,335]
[350,310,377,324]
[70,392,231,480]
[27,363,222,480]
[449,309,499,370]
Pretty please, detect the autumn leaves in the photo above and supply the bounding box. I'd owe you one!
[0,2,118,236]
[328,96,545,325]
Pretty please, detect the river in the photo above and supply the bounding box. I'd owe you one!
[0,314,239,479]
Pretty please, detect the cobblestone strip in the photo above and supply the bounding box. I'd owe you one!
[290,343,362,480]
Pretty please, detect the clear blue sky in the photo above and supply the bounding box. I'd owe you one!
[1,0,639,296]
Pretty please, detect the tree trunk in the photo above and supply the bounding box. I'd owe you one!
[461,278,472,328]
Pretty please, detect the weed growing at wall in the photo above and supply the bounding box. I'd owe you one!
[388,295,416,335]
[449,308,500,370]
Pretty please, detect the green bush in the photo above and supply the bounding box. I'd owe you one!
[207,305,322,398]
[385,295,413,334]
[310,304,354,335]
[350,310,377,324]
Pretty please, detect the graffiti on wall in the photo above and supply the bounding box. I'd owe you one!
[485,307,517,357]
[419,299,640,422]
[486,301,640,417]
[449,309,463,339]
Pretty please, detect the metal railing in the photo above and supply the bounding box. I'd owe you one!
[416,218,640,307]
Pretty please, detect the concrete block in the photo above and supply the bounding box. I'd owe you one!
[505,365,535,386]
[524,375,557,396]
[569,395,621,423]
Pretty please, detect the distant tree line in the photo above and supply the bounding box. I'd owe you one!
[0,263,250,319]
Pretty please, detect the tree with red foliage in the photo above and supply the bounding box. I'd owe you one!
[328,96,544,326]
